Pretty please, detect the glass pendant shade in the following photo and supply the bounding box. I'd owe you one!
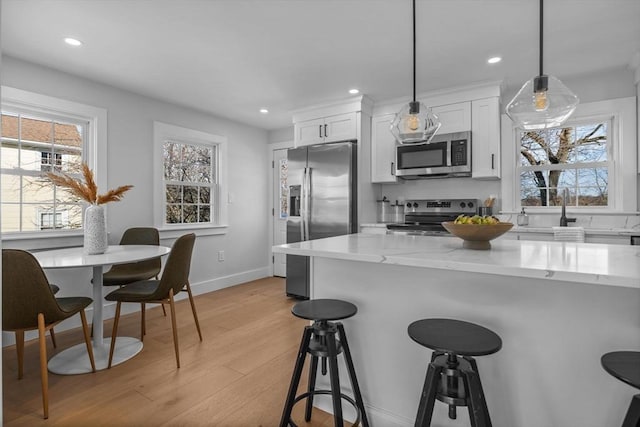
[391,101,441,144]
[505,74,579,130]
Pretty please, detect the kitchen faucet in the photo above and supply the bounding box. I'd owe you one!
[559,188,576,226]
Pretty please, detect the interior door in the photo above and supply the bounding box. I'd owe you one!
[272,148,288,277]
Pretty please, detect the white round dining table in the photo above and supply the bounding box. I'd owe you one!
[33,244,171,375]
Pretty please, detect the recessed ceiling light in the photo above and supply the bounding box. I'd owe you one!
[259,108,269,114]
[487,56,502,64]
[64,37,83,47]
[349,89,359,94]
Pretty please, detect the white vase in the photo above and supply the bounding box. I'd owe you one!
[84,204,108,254]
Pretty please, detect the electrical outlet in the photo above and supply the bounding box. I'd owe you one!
[217,250,225,262]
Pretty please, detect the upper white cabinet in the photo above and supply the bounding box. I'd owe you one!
[471,97,501,179]
[431,102,471,134]
[294,112,357,147]
[371,113,397,183]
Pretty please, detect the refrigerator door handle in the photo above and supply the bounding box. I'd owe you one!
[301,167,307,241]
[303,167,311,241]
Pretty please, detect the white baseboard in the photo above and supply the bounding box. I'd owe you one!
[2,266,272,347]
[313,398,412,427]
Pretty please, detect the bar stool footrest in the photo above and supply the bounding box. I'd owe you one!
[287,389,362,427]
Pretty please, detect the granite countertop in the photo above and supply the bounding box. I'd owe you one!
[273,233,640,289]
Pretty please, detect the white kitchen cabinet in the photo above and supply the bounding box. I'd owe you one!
[471,97,501,179]
[294,112,357,147]
[431,101,471,134]
[371,113,397,183]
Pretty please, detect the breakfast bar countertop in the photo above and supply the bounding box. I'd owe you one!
[273,233,640,289]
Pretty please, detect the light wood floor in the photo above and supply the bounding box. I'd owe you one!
[3,277,342,426]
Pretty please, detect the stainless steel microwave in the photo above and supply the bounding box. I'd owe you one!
[395,131,471,179]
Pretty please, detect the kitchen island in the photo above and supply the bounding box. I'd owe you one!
[273,233,640,427]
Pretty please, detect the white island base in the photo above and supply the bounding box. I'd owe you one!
[275,234,640,427]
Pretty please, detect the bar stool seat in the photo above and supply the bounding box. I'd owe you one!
[408,318,502,356]
[291,298,357,322]
[601,351,640,427]
[280,298,369,427]
[408,318,502,427]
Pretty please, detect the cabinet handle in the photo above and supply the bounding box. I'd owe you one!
[491,154,495,169]
[391,162,395,176]
[319,125,322,138]
[324,124,328,138]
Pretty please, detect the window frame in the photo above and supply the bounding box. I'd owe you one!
[501,97,637,214]
[1,86,107,246]
[153,121,227,238]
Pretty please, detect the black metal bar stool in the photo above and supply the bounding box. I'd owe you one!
[408,318,502,427]
[280,299,369,427]
[601,351,640,427]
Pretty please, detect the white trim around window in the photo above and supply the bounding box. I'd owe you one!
[1,86,107,248]
[153,121,228,238]
[501,96,637,214]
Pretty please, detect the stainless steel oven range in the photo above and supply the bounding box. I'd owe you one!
[386,198,479,236]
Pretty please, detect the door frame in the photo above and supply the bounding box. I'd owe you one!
[268,140,294,277]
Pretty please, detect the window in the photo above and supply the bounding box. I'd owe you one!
[41,151,63,172]
[1,86,107,239]
[164,141,214,224]
[40,211,65,230]
[518,120,610,208]
[501,97,637,213]
[153,122,227,235]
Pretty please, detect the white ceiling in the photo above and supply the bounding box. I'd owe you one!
[2,0,640,131]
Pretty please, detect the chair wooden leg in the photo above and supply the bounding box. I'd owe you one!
[49,328,57,349]
[185,281,203,341]
[108,302,122,369]
[141,303,146,341]
[15,330,25,380]
[168,289,180,368]
[37,313,49,419]
[79,309,96,373]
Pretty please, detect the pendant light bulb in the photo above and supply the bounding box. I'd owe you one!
[534,90,548,111]
[390,0,441,144]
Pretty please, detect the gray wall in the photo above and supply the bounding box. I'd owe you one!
[1,56,272,341]
[268,126,293,144]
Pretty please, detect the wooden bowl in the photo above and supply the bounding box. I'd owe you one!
[441,221,514,250]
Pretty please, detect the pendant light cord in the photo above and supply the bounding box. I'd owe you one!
[412,0,416,103]
[539,0,543,77]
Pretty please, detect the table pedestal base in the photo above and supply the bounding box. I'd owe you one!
[48,337,143,375]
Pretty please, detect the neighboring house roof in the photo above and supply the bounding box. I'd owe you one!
[1,114,82,148]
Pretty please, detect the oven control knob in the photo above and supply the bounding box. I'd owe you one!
[413,202,419,208]
[460,202,466,208]
[406,202,412,208]
[468,201,474,208]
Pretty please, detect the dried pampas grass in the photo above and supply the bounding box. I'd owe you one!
[47,162,133,205]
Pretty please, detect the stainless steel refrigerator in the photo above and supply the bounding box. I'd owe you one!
[286,141,357,299]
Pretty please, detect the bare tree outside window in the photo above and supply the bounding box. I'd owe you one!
[163,141,214,225]
[519,121,608,208]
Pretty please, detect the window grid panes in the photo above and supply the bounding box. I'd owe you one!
[1,112,85,233]
[163,141,215,225]
[518,120,609,208]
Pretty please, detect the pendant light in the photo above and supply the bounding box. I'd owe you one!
[505,0,579,130]
[390,0,441,144]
